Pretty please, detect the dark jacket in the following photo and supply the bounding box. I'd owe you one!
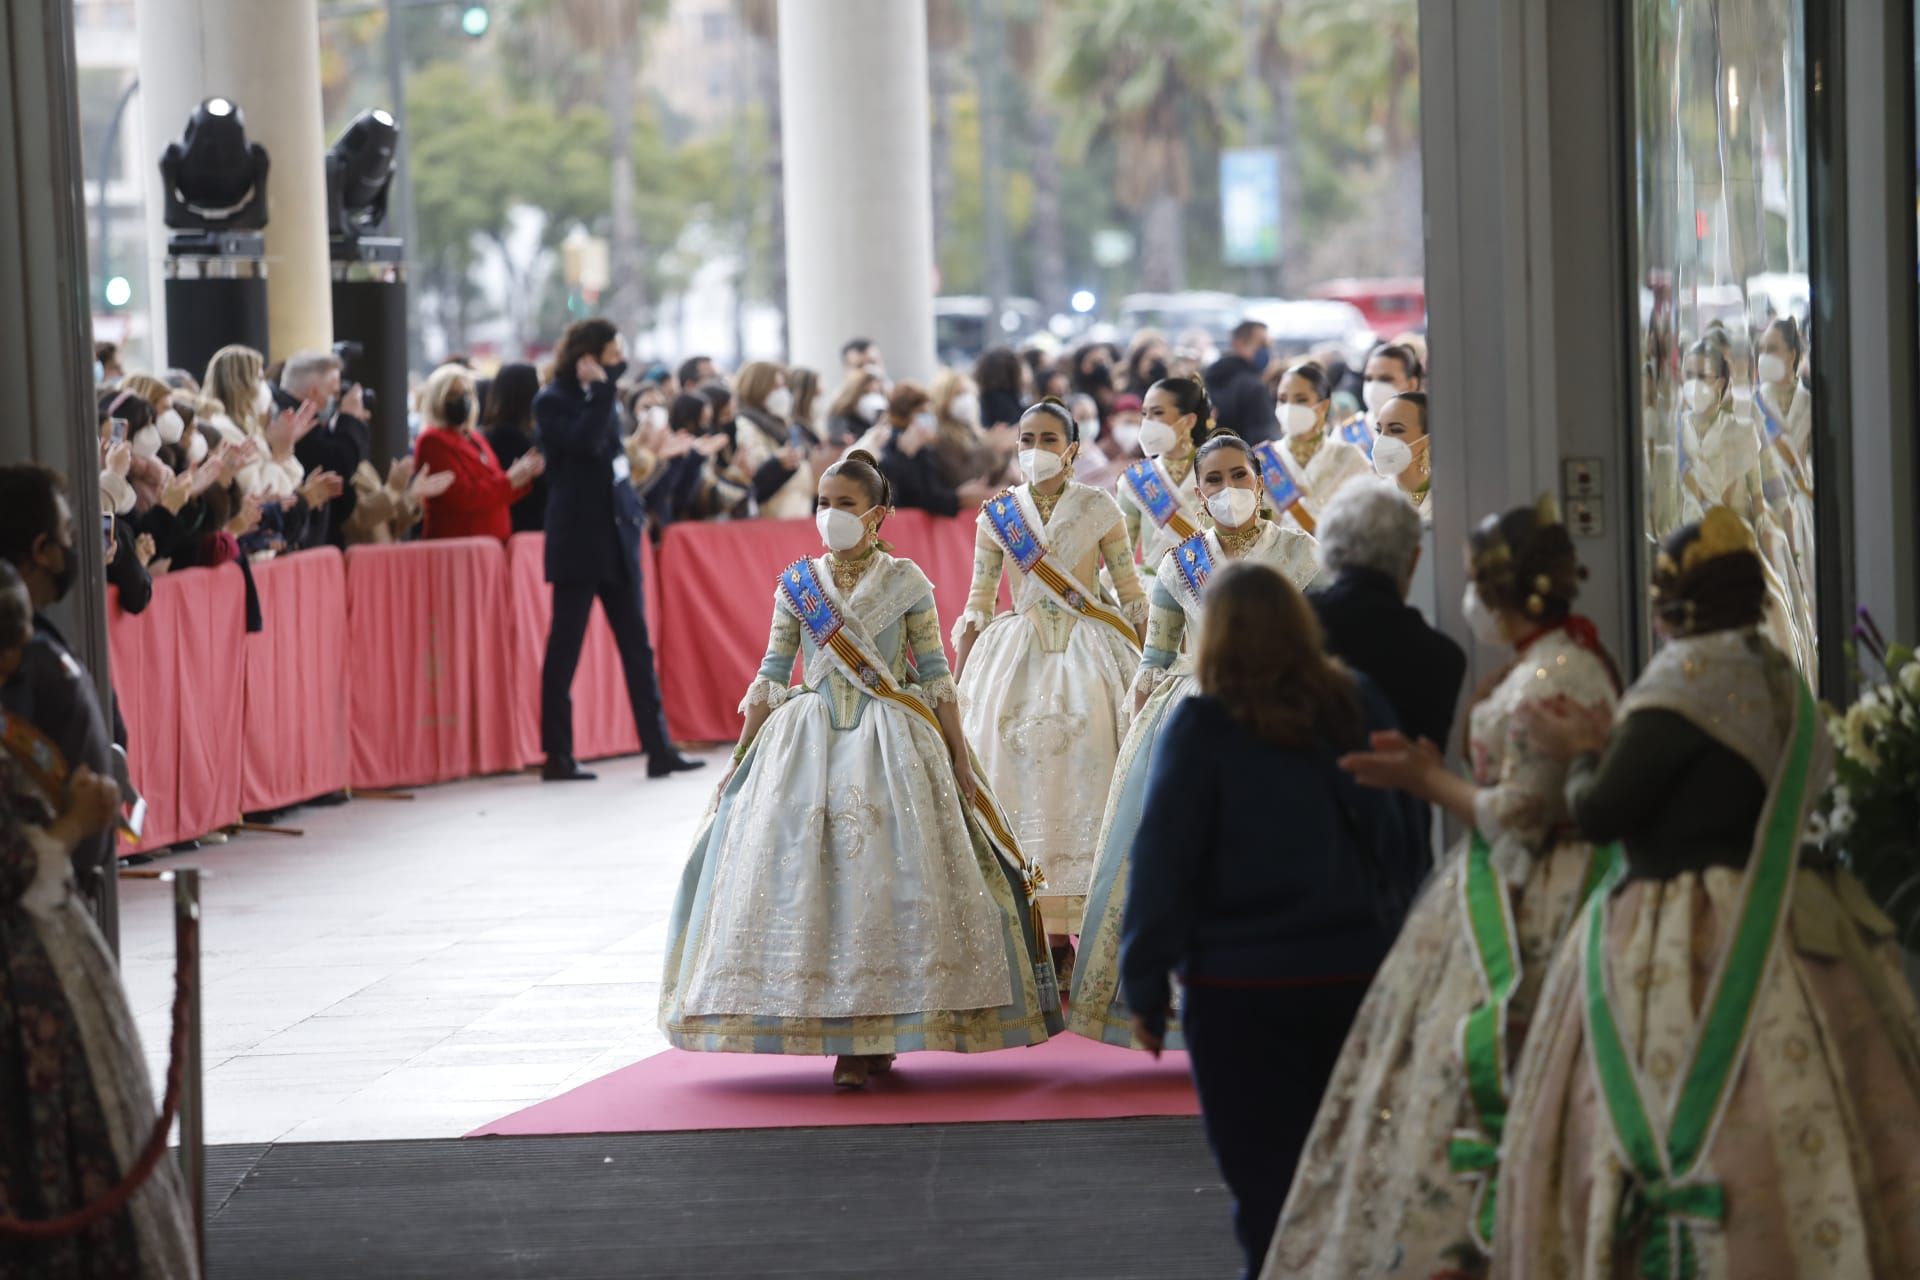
[979,388,1025,430]
[877,429,960,517]
[825,412,869,446]
[2,617,117,890]
[106,515,151,615]
[736,407,802,506]
[485,422,547,534]
[1119,687,1426,1038]
[1310,568,1467,751]
[535,377,643,585]
[294,410,371,548]
[1204,353,1277,444]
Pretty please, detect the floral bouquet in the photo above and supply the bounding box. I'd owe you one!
[1814,610,1920,950]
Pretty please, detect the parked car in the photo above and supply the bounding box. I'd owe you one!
[1242,297,1378,368]
[1309,276,1427,335]
[935,295,1045,364]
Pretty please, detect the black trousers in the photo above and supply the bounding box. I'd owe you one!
[1181,979,1370,1279]
[541,573,671,764]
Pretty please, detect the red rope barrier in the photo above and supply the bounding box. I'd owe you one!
[0,904,197,1241]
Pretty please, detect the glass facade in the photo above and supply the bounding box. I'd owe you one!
[1628,0,1820,679]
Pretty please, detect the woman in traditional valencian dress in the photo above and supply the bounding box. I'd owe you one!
[1114,377,1209,573]
[658,452,1060,1091]
[0,564,197,1279]
[1069,432,1323,1049]
[1269,362,1371,537]
[953,399,1150,971]
[1263,499,1621,1280]
[1495,509,1920,1280]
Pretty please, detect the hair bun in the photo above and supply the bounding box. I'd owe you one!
[846,448,879,467]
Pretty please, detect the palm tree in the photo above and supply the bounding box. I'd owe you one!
[1049,0,1240,292]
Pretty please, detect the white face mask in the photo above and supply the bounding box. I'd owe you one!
[951,393,980,425]
[1277,402,1320,438]
[816,506,871,553]
[1363,380,1397,418]
[645,405,670,431]
[130,425,163,461]
[1137,419,1179,458]
[1113,420,1142,451]
[254,381,275,417]
[1020,447,1065,484]
[765,387,793,418]
[857,392,889,423]
[1756,353,1789,385]
[1077,415,1101,444]
[1682,378,1718,415]
[1371,433,1414,479]
[1206,485,1259,528]
[912,411,937,433]
[155,407,186,445]
[187,430,209,466]
[1462,583,1506,647]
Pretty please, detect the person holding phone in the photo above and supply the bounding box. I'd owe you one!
[534,318,703,784]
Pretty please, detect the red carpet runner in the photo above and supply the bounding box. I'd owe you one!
[469,1034,1198,1137]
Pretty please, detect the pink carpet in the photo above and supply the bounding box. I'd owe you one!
[469,1033,1197,1137]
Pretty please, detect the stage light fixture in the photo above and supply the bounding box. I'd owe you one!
[158,97,270,231]
[324,108,399,242]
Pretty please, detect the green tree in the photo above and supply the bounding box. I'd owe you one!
[1049,0,1240,291]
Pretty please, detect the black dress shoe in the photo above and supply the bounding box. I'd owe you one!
[542,760,598,782]
[647,752,708,779]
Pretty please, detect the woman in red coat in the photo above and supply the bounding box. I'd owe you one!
[412,363,545,541]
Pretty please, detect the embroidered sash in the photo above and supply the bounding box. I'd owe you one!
[1580,677,1819,1280]
[1753,393,1813,499]
[0,709,68,809]
[1448,832,1624,1250]
[983,489,1141,651]
[1169,532,1216,607]
[1341,416,1375,459]
[1121,459,1200,543]
[777,558,1052,955]
[1251,440,1318,534]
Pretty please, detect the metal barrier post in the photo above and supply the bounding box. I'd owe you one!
[173,869,205,1276]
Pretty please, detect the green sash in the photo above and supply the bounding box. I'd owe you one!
[1449,832,1624,1250]
[1580,677,1818,1280]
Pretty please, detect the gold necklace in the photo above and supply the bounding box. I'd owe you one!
[1030,484,1066,524]
[1217,519,1264,558]
[1287,431,1324,471]
[828,544,878,594]
[1162,451,1195,485]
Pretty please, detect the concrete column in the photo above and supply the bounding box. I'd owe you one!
[777,0,936,383]
[135,0,333,368]
[0,0,119,946]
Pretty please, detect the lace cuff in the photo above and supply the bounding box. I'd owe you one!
[737,679,792,715]
[1133,665,1170,698]
[920,674,959,708]
[950,609,995,647]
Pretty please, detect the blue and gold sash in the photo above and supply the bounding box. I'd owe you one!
[983,490,1141,651]
[1251,440,1318,534]
[1121,459,1200,542]
[1341,416,1375,458]
[1170,532,1215,605]
[1753,392,1812,500]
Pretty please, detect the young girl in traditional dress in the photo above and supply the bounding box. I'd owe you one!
[1496,509,1920,1279]
[1114,378,1209,573]
[1070,431,1323,1048]
[1269,362,1371,535]
[1263,499,1621,1280]
[658,452,1060,1091]
[953,398,1149,978]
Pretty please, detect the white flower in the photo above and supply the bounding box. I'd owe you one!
[1902,660,1920,699]
[1841,703,1882,770]
[1829,798,1856,837]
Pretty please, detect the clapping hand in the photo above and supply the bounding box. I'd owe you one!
[339,384,367,420]
[135,533,157,567]
[693,433,732,459]
[408,463,455,501]
[104,440,133,478]
[657,432,698,461]
[507,449,546,488]
[299,468,345,508]
[228,494,265,537]
[265,401,319,459]
[1339,729,1446,794]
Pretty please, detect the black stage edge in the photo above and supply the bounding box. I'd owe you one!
[331,240,408,472]
[164,231,270,379]
[204,1118,1237,1279]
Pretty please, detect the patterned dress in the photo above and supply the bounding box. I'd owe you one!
[955,482,1149,913]
[1264,626,1618,1279]
[659,552,1059,1056]
[1496,629,1920,1279]
[0,759,197,1278]
[1069,521,1323,1049]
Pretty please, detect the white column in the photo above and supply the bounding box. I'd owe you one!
[777,0,936,384]
[135,0,333,368]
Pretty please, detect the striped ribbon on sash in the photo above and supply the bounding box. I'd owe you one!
[984,490,1141,651]
[1121,459,1200,543]
[1580,678,1819,1280]
[778,559,1051,954]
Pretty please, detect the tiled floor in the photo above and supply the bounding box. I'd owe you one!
[117,752,725,1145]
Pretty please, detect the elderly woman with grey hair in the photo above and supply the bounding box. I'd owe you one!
[1308,479,1466,750]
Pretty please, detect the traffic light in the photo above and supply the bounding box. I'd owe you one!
[460,4,489,37]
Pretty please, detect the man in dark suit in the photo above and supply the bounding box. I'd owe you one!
[1204,319,1277,443]
[535,319,703,783]
[284,348,372,549]
[1308,478,1467,752]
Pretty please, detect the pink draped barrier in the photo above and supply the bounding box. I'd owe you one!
[102,513,985,849]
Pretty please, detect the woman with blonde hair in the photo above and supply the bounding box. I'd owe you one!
[826,368,889,447]
[731,360,808,519]
[411,363,544,542]
[201,344,312,503]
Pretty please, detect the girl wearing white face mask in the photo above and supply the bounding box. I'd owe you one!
[1069,433,1324,1051]
[1369,391,1433,521]
[1271,498,1621,1279]
[664,450,1062,1092]
[1272,362,1371,534]
[1114,377,1209,572]
[734,361,814,521]
[953,398,1151,976]
[929,369,1017,493]
[1749,317,1818,677]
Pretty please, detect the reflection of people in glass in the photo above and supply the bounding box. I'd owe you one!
[1754,317,1819,670]
[1371,392,1431,521]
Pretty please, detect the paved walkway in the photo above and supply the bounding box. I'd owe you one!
[118,753,725,1145]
